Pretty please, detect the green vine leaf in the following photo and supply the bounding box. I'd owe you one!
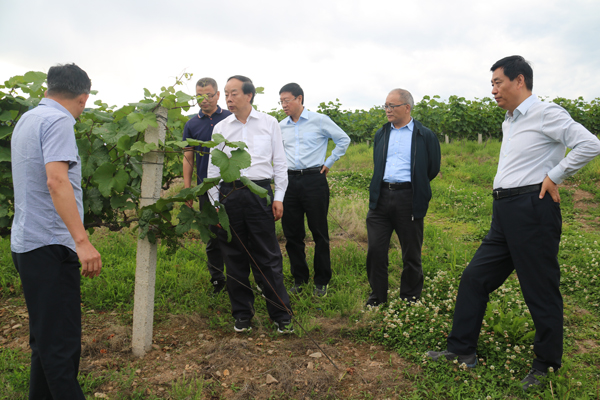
[93,163,129,197]
[127,141,158,155]
[210,148,251,182]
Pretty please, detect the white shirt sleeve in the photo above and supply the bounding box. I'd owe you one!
[270,117,288,202]
[543,105,600,184]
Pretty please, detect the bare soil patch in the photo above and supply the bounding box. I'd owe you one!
[572,189,595,212]
[1,298,416,399]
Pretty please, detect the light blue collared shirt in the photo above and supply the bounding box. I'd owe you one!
[494,94,600,189]
[280,108,350,170]
[383,119,414,183]
[11,98,83,253]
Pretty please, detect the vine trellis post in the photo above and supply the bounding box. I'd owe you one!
[132,106,167,357]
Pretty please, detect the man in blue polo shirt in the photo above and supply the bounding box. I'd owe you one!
[279,83,350,297]
[11,63,101,400]
[183,77,231,294]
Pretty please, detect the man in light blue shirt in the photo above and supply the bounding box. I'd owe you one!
[279,83,350,297]
[11,63,101,399]
[427,56,600,391]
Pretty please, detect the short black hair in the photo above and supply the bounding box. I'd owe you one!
[227,75,256,104]
[46,63,91,99]
[196,77,218,91]
[491,55,533,91]
[279,83,304,104]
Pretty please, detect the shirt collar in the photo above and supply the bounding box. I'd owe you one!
[284,107,308,125]
[391,118,414,131]
[39,98,76,124]
[507,94,537,119]
[248,107,260,120]
[198,105,223,119]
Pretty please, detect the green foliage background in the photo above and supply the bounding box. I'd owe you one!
[0,71,261,245]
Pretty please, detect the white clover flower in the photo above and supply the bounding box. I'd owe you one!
[549,367,554,373]
[490,366,495,370]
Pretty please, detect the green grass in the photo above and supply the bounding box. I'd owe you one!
[2,138,600,399]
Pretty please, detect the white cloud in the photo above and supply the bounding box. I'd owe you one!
[1,0,599,113]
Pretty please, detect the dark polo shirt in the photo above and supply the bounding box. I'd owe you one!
[183,105,232,184]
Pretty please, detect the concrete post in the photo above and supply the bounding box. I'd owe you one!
[132,107,167,357]
[445,134,450,144]
[478,133,483,144]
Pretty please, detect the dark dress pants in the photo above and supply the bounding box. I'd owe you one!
[218,183,292,322]
[12,245,85,400]
[198,193,225,282]
[366,187,424,303]
[282,172,331,286]
[447,192,563,372]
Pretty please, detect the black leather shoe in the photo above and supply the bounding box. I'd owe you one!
[366,293,382,307]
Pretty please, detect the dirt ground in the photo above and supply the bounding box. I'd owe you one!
[0,298,418,399]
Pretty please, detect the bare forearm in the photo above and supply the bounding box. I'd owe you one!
[183,150,194,188]
[48,178,89,245]
[46,161,101,277]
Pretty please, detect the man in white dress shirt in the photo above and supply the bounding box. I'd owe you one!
[427,55,600,390]
[207,75,293,333]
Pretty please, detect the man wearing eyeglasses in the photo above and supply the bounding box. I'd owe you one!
[207,75,293,333]
[183,77,231,294]
[278,83,350,297]
[366,89,441,307]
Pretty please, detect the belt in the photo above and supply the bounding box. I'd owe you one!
[492,184,542,200]
[382,182,412,190]
[288,166,322,175]
[220,179,271,189]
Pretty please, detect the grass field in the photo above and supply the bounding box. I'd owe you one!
[1,140,599,399]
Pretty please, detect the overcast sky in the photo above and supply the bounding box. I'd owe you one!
[1,0,599,114]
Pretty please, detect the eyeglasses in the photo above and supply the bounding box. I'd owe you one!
[278,96,297,105]
[383,103,408,110]
[197,93,217,100]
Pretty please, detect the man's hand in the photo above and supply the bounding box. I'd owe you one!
[186,199,194,208]
[320,165,330,176]
[272,201,283,221]
[540,175,560,203]
[77,240,102,278]
[46,161,102,278]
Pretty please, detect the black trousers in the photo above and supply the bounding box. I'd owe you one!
[12,245,85,400]
[198,193,225,282]
[366,187,424,303]
[447,192,563,372]
[282,172,331,286]
[218,182,292,322]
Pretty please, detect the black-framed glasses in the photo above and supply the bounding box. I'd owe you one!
[197,93,217,100]
[278,96,297,105]
[383,103,408,110]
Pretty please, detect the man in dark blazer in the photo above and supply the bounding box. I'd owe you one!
[366,88,441,306]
